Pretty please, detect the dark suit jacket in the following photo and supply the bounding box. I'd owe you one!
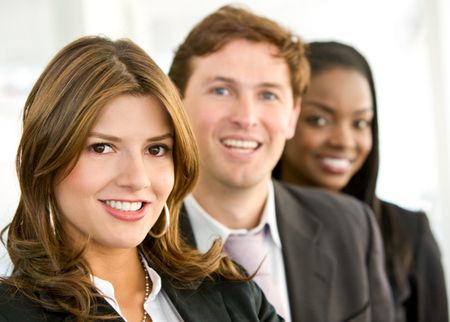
[180,181,394,322]
[0,277,283,322]
[379,200,448,322]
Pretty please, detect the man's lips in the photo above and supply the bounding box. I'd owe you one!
[220,138,261,153]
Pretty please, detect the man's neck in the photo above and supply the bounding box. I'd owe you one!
[191,177,270,230]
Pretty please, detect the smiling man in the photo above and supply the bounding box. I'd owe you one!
[169,5,394,322]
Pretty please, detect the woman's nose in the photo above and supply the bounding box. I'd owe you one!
[328,124,356,148]
[115,153,151,191]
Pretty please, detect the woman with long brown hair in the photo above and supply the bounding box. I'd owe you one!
[0,36,282,322]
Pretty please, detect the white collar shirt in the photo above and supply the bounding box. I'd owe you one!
[93,258,183,322]
[184,181,292,322]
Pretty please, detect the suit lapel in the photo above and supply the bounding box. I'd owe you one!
[162,279,232,322]
[179,204,197,248]
[176,206,234,321]
[273,181,332,322]
[179,186,334,321]
[94,297,125,321]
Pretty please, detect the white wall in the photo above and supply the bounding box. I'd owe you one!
[1,0,449,299]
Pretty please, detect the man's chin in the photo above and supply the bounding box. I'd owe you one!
[219,171,271,190]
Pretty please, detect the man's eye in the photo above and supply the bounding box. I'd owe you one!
[260,91,277,100]
[213,87,229,96]
[148,145,169,156]
[90,143,113,154]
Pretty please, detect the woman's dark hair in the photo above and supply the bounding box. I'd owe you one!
[278,41,412,297]
[307,41,380,204]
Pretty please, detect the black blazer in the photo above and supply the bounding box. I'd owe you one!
[180,181,395,322]
[0,276,283,322]
[379,200,448,322]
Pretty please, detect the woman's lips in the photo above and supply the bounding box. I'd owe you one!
[100,200,148,222]
[319,157,352,174]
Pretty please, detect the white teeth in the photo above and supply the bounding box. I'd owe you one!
[105,200,142,211]
[222,139,258,149]
[322,157,351,170]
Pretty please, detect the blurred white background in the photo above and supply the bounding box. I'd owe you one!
[1,0,449,305]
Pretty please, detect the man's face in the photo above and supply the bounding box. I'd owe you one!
[182,39,300,190]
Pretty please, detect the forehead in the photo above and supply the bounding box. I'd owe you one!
[92,94,171,133]
[307,67,372,104]
[188,39,292,88]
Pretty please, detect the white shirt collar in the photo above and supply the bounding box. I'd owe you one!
[184,180,282,253]
[92,258,162,320]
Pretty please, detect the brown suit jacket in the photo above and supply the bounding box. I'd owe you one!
[180,180,394,322]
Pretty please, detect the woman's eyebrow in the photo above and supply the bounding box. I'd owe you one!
[88,132,173,143]
[302,101,335,114]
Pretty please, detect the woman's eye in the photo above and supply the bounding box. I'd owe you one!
[212,87,229,96]
[90,143,113,154]
[305,116,328,127]
[354,119,372,129]
[148,145,170,157]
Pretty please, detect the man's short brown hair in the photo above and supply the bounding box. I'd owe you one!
[168,5,310,101]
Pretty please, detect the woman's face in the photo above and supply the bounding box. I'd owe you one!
[55,94,174,251]
[282,67,373,191]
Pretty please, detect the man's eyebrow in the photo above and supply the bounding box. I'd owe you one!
[88,132,173,142]
[257,82,285,90]
[205,76,286,90]
[205,76,237,85]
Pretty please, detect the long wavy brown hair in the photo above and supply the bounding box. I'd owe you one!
[1,36,243,320]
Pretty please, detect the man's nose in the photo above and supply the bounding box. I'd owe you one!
[229,94,258,129]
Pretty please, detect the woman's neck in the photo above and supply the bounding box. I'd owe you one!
[85,247,149,322]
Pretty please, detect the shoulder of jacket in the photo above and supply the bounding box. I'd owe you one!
[275,181,370,221]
